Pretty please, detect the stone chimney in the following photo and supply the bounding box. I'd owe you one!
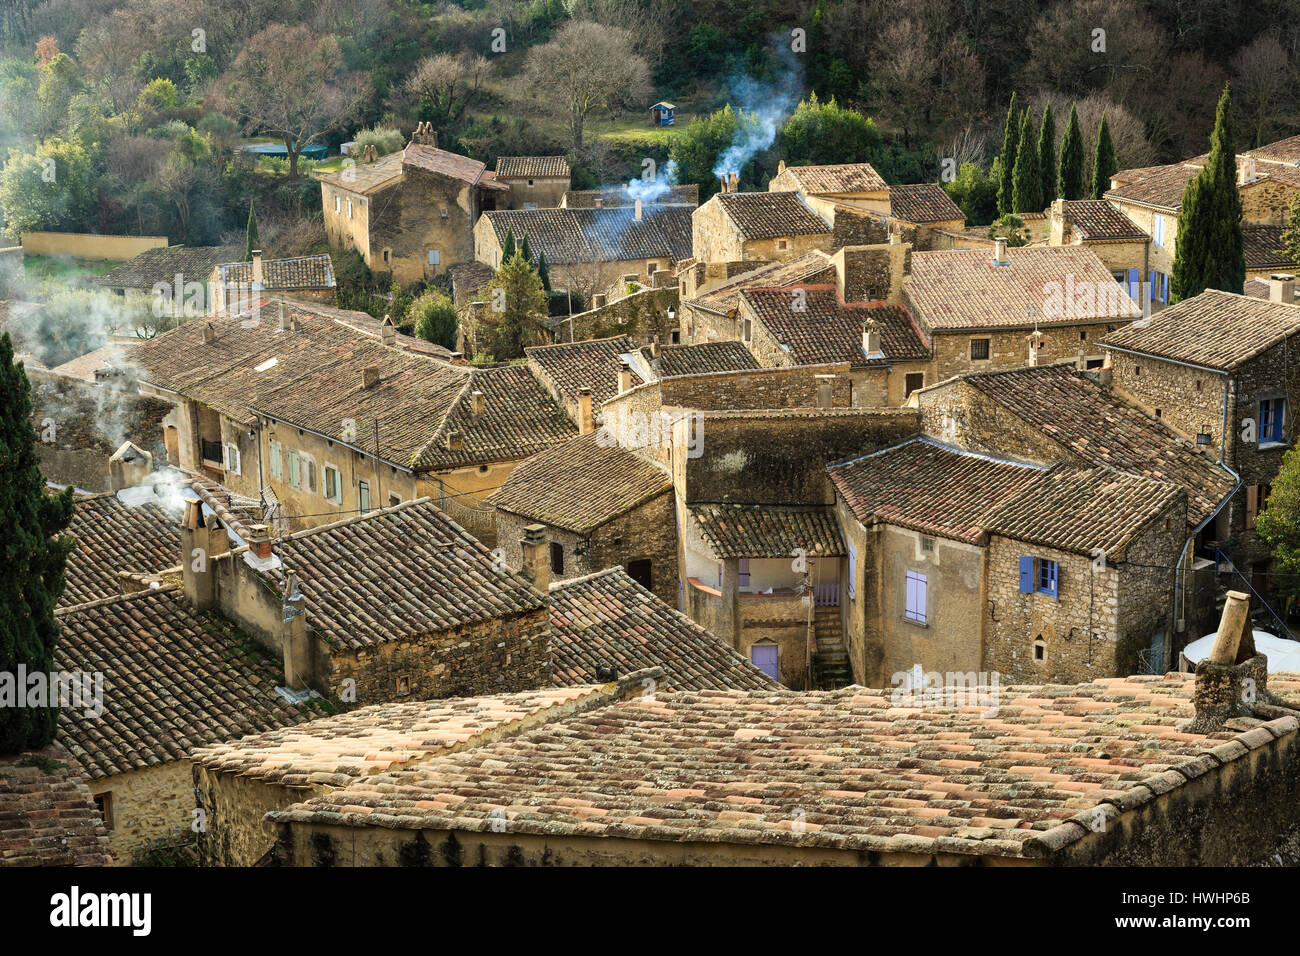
[719,174,728,195]
[380,316,396,346]
[278,301,290,331]
[471,389,485,417]
[361,365,380,390]
[1268,273,1296,304]
[1186,590,1273,732]
[777,160,787,175]
[251,250,264,286]
[203,321,216,344]
[1049,198,1069,246]
[246,524,274,561]
[290,314,303,332]
[108,440,152,492]
[280,569,311,691]
[1238,156,1257,185]
[446,429,464,451]
[729,172,738,193]
[577,387,594,435]
[861,318,882,358]
[181,500,227,611]
[362,143,378,164]
[650,335,661,358]
[410,121,438,147]
[520,523,549,592]
[634,198,643,221]
[617,360,634,393]
[992,237,1008,265]
[594,197,603,208]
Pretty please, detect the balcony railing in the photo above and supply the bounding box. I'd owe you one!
[814,581,840,607]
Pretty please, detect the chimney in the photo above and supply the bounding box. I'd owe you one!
[1027,331,1046,366]
[1049,199,1068,246]
[1188,590,1272,732]
[520,523,549,591]
[729,172,738,193]
[617,359,634,393]
[278,301,289,331]
[251,250,264,286]
[650,335,661,358]
[992,237,1008,265]
[634,198,643,221]
[290,315,302,332]
[778,159,787,175]
[471,389,485,417]
[1238,156,1257,185]
[361,365,380,390]
[246,524,274,561]
[203,321,216,344]
[108,440,152,491]
[280,569,311,691]
[720,174,728,195]
[449,351,466,365]
[861,318,882,358]
[181,500,227,611]
[594,197,603,208]
[446,429,464,451]
[380,316,396,346]
[1268,273,1296,304]
[577,387,594,435]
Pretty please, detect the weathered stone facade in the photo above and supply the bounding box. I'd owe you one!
[88,761,194,865]
[560,285,680,346]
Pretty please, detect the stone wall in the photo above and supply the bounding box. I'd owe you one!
[562,285,680,346]
[659,363,854,411]
[920,321,1124,383]
[89,761,194,865]
[194,765,308,867]
[370,168,482,284]
[500,176,570,210]
[918,378,1083,464]
[831,208,890,248]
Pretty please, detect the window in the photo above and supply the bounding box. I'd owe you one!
[93,792,113,829]
[1127,269,1140,301]
[269,440,283,480]
[627,558,652,590]
[396,676,411,696]
[347,200,353,219]
[358,480,371,513]
[1085,358,1105,370]
[1019,556,1059,599]
[1034,636,1046,661]
[738,557,750,588]
[550,541,565,574]
[1260,397,1286,444]
[427,249,440,266]
[382,248,391,265]
[904,570,927,624]
[921,536,934,552]
[1079,331,1087,342]
[670,330,681,344]
[904,373,925,397]
[1246,484,1273,530]
[287,449,301,488]
[334,195,341,214]
[225,442,241,476]
[302,456,316,494]
[388,493,402,507]
[970,338,990,361]
[323,465,342,503]
[527,179,534,187]
[742,318,752,342]
[777,239,788,251]
[1153,214,1165,246]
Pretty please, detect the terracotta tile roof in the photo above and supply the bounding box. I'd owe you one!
[743,285,929,366]
[549,568,778,690]
[987,466,1185,558]
[657,341,760,377]
[1101,289,1300,370]
[1106,162,1198,210]
[268,676,1297,860]
[526,335,643,408]
[1245,278,1300,304]
[962,365,1234,525]
[715,191,831,239]
[0,746,113,866]
[193,686,608,788]
[689,503,844,558]
[1247,134,1300,164]
[188,476,266,540]
[829,438,1044,543]
[1063,200,1148,241]
[489,432,671,533]
[564,185,699,208]
[402,143,506,189]
[779,163,887,195]
[313,150,405,194]
[218,254,335,290]
[495,155,571,179]
[261,499,546,650]
[61,492,180,608]
[48,341,141,383]
[1244,225,1298,270]
[482,205,692,264]
[905,247,1142,329]
[889,183,965,224]
[447,261,494,306]
[54,587,327,779]
[97,245,241,292]
[686,252,834,316]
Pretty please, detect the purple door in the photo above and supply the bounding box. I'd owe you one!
[751,644,779,680]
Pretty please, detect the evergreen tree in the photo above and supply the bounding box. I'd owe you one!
[1171,85,1245,303]
[501,228,516,261]
[519,232,533,265]
[473,256,547,360]
[1058,103,1085,201]
[996,92,1019,218]
[1258,447,1300,600]
[1012,109,1042,214]
[1038,103,1057,202]
[536,250,551,292]
[0,333,75,753]
[1090,112,1117,200]
[244,200,259,262]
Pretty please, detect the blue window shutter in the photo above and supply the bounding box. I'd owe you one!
[1018,556,1034,593]
[1127,269,1139,300]
[1161,272,1168,303]
[1147,271,1156,306]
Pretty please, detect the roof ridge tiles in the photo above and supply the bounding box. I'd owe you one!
[55,582,183,618]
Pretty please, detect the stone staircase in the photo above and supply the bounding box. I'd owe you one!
[809,607,854,690]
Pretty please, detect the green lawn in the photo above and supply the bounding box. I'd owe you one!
[22,255,122,285]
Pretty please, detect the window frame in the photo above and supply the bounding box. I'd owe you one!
[904,569,927,624]
[323,464,342,504]
[550,540,565,575]
[970,337,991,361]
[1259,396,1286,446]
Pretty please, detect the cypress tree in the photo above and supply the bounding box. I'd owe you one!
[519,232,533,265]
[244,200,259,262]
[1058,103,1085,201]
[1038,103,1057,202]
[0,333,75,753]
[1171,85,1245,303]
[1012,109,1042,214]
[502,228,516,261]
[536,250,551,291]
[996,92,1019,218]
[1090,112,1117,200]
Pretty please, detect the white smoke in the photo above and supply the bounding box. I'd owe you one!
[624,159,680,204]
[712,42,804,179]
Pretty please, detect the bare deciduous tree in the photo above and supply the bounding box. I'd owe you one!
[404,52,493,128]
[871,19,934,148]
[1234,32,1295,148]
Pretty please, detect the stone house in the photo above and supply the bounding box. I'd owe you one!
[493,155,571,209]
[524,335,645,421]
[691,189,833,264]
[209,251,336,315]
[1242,225,1299,281]
[96,244,241,316]
[1101,288,1300,594]
[886,183,967,250]
[767,161,890,219]
[262,670,1300,866]
[474,202,692,296]
[490,429,677,603]
[678,251,834,344]
[1047,199,1153,302]
[903,243,1144,381]
[132,303,576,540]
[314,129,509,285]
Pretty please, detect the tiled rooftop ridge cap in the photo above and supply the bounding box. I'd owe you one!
[54,581,183,617]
